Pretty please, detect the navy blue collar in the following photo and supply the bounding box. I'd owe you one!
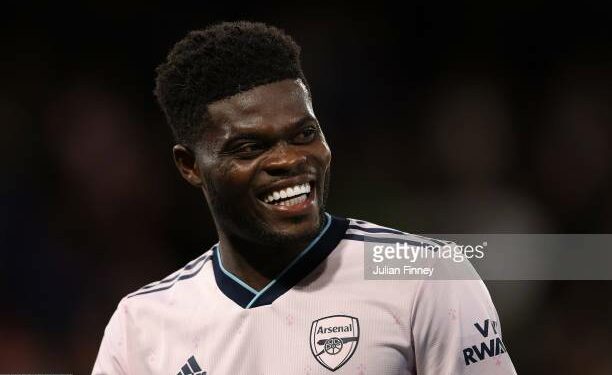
[211,213,349,309]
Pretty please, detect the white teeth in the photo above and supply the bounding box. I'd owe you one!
[262,183,312,204]
[279,194,307,206]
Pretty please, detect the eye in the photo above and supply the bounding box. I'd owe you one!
[294,126,317,144]
[231,142,265,158]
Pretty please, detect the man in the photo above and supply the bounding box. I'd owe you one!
[93,21,516,374]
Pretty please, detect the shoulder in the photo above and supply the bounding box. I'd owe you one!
[105,246,216,335]
[334,216,454,280]
[343,217,451,248]
[340,216,485,298]
[124,245,215,300]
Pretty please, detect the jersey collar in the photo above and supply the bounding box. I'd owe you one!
[211,213,349,309]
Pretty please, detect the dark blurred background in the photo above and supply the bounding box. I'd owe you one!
[1,2,611,374]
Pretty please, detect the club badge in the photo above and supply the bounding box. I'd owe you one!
[310,315,360,371]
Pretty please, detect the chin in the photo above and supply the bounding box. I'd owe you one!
[255,211,324,246]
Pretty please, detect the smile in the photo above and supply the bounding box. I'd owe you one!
[261,183,311,207]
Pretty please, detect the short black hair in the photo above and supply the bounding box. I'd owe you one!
[154,21,308,146]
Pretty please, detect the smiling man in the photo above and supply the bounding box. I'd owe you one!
[176,77,331,292]
[92,21,516,374]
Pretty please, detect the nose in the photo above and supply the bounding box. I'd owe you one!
[261,142,308,177]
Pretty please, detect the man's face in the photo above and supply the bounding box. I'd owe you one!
[188,79,331,246]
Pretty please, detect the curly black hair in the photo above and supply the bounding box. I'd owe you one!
[154,21,308,146]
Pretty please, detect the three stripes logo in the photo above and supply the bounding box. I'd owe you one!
[177,355,206,375]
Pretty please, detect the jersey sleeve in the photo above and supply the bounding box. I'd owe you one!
[410,259,517,374]
[92,300,129,375]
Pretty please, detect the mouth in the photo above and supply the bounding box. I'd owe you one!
[257,181,315,210]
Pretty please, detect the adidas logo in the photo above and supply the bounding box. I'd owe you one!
[177,355,206,375]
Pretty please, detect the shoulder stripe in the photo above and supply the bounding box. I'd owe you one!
[343,233,433,247]
[343,233,450,249]
[348,224,406,236]
[139,252,210,291]
[348,219,449,247]
[127,253,212,298]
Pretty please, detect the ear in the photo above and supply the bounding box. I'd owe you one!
[172,144,203,187]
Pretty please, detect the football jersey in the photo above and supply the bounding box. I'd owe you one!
[92,213,516,374]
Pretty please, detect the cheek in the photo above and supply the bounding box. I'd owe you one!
[208,160,257,195]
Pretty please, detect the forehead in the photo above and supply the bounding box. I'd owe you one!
[205,78,314,136]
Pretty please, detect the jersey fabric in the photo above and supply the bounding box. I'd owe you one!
[92,213,516,374]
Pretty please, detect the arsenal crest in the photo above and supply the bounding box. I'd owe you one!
[310,315,360,371]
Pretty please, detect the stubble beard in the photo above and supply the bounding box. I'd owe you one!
[206,170,330,249]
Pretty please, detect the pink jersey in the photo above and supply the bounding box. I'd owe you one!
[93,213,516,374]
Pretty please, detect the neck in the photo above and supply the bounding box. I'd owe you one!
[217,224,324,291]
